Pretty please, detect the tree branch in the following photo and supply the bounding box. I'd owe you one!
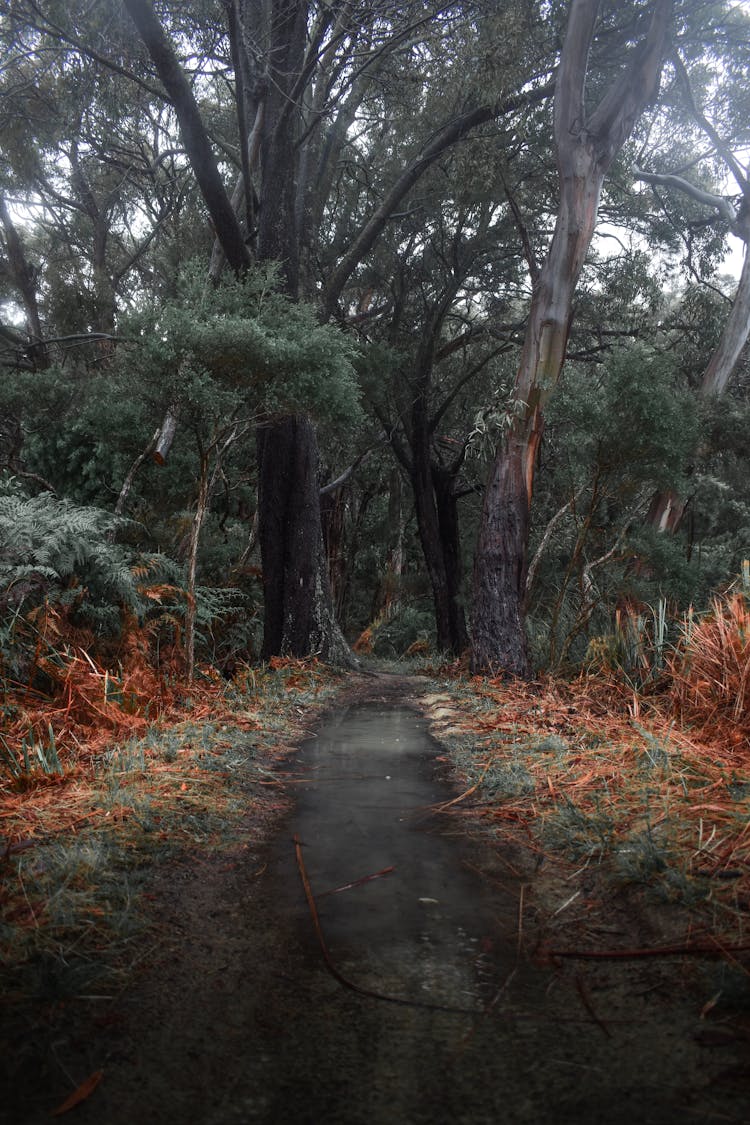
[322,79,556,317]
[670,50,750,199]
[122,0,250,275]
[633,169,736,226]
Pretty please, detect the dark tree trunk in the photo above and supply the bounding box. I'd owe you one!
[410,457,468,657]
[320,486,347,617]
[406,295,470,656]
[257,415,353,665]
[432,464,469,654]
[248,0,354,664]
[256,0,308,295]
[372,469,405,622]
[123,0,250,275]
[472,444,530,676]
[411,458,452,654]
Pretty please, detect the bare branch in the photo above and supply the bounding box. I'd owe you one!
[633,168,737,226]
[322,79,556,317]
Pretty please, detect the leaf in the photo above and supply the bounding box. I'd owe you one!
[50,1070,104,1116]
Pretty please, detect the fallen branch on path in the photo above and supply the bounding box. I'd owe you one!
[318,865,396,897]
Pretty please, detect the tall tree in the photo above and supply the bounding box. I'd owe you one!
[118,0,556,663]
[470,0,672,676]
[635,52,750,534]
[121,0,355,663]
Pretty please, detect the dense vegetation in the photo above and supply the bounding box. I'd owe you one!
[2,12,750,1107]
[0,0,748,707]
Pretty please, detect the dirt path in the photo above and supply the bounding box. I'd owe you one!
[5,674,749,1123]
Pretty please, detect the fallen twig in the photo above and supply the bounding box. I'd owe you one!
[575,974,612,1038]
[318,865,396,897]
[293,835,478,1015]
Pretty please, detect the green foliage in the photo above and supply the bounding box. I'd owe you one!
[371,603,436,658]
[527,344,706,668]
[150,582,259,667]
[549,344,699,495]
[1,0,749,677]
[0,478,141,616]
[127,264,362,431]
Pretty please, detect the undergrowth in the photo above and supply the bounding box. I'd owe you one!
[0,657,343,1002]
[429,590,750,947]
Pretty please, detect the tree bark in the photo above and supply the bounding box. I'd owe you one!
[471,442,531,674]
[257,415,353,665]
[432,463,469,654]
[408,299,469,656]
[320,485,348,617]
[470,0,672,676]
[247,0,357,664]
[125,0,352,666]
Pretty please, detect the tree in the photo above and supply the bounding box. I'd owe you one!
[470,0,672,676]
[118,0,556,664]
[635,52,750,534]
[120,0,356,663]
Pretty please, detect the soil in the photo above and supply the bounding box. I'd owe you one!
[3,673,749,1124]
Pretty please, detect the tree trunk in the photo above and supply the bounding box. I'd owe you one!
[410,440,469,656]
[320,485,348,617]
[432,464,469,654]
[411,470,452,654]
[123,0,250,275]
[470,0,671,675]
[257,415,353,665]
[248,0,355,665]
[127,0,351,667]
[471,441,531,675]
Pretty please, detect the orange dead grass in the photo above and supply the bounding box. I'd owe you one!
[1,641,335,982]
[0,623,330,856]
[669,592,750,740]
[440,659,749,938]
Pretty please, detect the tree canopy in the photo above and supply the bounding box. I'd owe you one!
[1,0,749,680]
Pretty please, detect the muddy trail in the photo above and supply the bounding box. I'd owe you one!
[5,675,749,1123]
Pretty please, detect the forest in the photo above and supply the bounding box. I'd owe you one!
[2,1,750,1118]
[0,0,748,686]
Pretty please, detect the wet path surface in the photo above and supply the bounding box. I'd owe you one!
[198,700,746,1125]
[18,682,747,1125]
[219,701,532,1125]
[283,704,517,1012]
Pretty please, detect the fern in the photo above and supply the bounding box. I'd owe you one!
[0,481,179,683]
[0,482,141,612]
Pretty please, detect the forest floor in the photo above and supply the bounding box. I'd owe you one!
[1,666,749,1123]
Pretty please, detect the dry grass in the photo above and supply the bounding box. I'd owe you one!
[0,653,343,998]
[669,592,750,740]
[430,597,750,947]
